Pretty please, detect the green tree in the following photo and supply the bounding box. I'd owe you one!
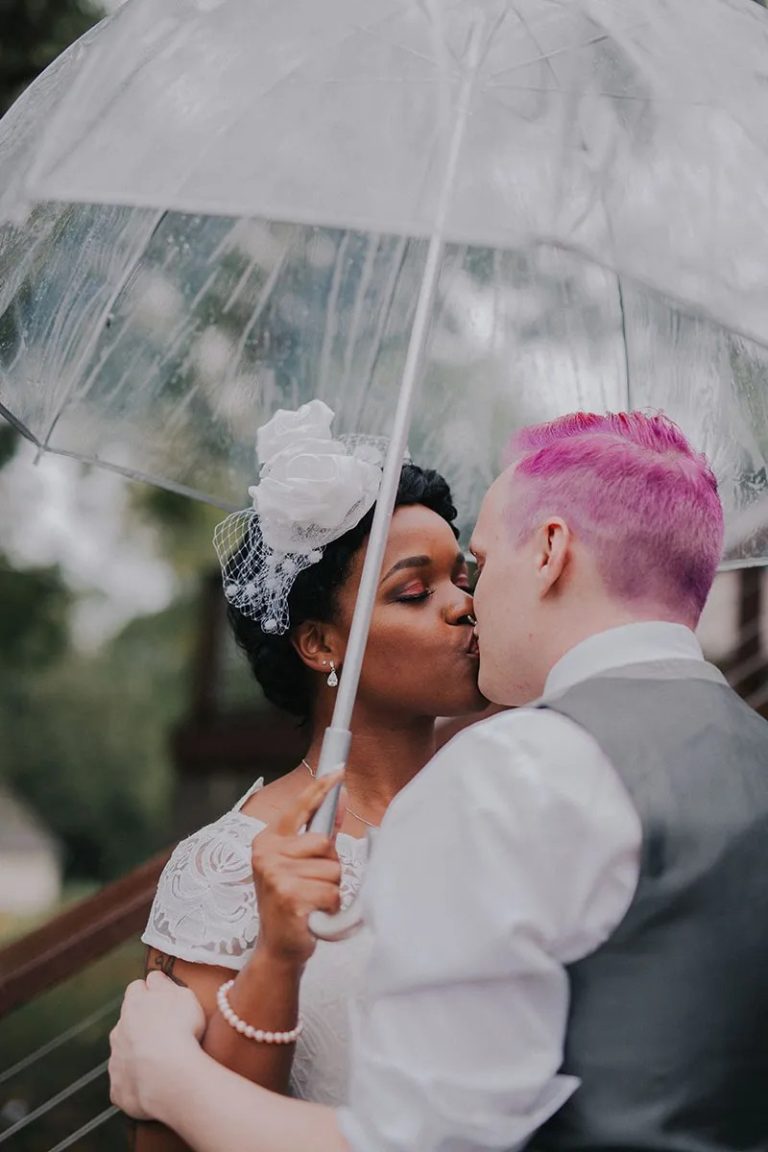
[0,0,103,114]
[0,551,71,668]
[0,590,196,880]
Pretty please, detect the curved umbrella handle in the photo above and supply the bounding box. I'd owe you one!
[308,898,365,942]
[309,828,377,941]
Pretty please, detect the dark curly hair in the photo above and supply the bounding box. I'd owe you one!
[227,463,459,721]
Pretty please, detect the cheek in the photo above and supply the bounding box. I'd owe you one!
[356,610,455,701]
[359,616,433,681]
[475,568,502,621]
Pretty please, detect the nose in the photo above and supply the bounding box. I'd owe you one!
[446,586,476,627]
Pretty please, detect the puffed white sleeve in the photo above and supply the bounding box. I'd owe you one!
[338,709,641,1152]
[141,810,267,971]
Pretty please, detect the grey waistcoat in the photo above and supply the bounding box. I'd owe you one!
[533,659,768,1152]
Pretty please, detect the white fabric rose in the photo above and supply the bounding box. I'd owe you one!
[248,403,382,555]
[256,399,335,467]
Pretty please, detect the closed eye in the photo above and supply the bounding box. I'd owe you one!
[396,589,435,604]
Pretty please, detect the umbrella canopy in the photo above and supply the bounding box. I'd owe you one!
[1,0,768,561]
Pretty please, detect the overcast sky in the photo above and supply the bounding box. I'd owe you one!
[0,439,176,649]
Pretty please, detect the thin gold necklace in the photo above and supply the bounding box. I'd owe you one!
[301,758,380,829]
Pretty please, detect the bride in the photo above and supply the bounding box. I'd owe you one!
[138,401,486,1146]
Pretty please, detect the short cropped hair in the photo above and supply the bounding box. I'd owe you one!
[505,411,724,620]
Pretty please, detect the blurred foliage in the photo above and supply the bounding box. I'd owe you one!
[0,589,197,880]
[0,552,71,668]
[0,0,227,883]
[133,484,224,577]
[0,421,18,468]
[0,0,104,115]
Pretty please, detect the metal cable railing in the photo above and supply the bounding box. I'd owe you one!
[0,997,121,1089]
[0,1060,108,1145]
[46,1104,121,1152]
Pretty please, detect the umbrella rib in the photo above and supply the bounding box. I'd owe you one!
[488,10,652,81]
[486,82,714,106]
[339,234,380,412]
[543,236,768,357]
[616,273,632,410]
[352,235,410,427]
[0,400,41,447]
[352,12,459,73]
[317,233,351,402]
[38,208,168,453]
[230,243,292,373]
[21,442,240,510]
[508,3,562,91]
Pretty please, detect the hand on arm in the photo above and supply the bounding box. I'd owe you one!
[126,771,349,1152]
[134,951,236,1152]
[110,973,347,1152]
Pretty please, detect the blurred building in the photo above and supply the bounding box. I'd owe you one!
[0,785,61,915]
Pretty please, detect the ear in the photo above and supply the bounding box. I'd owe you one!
[533,517,570,597]
[290,620,343,675]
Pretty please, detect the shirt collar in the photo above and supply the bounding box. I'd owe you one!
[544,621,705,698]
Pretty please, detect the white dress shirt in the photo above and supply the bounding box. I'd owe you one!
[338,623,706,1152]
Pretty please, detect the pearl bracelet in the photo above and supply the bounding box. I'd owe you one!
[216,979,304,1045]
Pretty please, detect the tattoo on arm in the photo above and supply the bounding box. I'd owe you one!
[144,950,188,987]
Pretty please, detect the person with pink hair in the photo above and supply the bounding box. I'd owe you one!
[109,410,768,1152]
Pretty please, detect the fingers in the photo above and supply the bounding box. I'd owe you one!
[254,832,339,865]
[123,978,148,1004]
[145,970,173,989]
[273,769,344,836]
[257,856,343,886]
[282,879,343,917]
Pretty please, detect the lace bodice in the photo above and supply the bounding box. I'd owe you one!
[142,779,371,1105]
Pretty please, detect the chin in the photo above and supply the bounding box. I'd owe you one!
[477,667,511,707]
[437,685,489,716]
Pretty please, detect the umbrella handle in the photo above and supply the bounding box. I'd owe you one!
[308,899,364,942]
[309,828,377,941]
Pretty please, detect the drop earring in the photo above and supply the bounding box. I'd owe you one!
[326,659,338,688]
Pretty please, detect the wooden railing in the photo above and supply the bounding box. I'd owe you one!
[0,848,171,1020]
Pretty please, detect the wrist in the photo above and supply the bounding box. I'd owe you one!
[142,1043,208,1126]
[252,940,308,975]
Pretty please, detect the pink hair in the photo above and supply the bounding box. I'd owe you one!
[504,412,724,620]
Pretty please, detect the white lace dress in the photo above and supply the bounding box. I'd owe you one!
[142,780,371,1106]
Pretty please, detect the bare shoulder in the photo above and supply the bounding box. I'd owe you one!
[240,767,307,824]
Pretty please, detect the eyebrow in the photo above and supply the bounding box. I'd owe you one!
[380,552,467,583]
[380,555,431,583]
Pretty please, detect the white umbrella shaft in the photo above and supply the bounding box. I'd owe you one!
[309,17,485,938]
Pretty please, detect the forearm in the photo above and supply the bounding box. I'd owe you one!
[134,1120,191,1152]
[150,1046,346,1152]
[202,947,303,1094]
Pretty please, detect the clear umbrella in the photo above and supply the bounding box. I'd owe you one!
[2,0,768,894]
